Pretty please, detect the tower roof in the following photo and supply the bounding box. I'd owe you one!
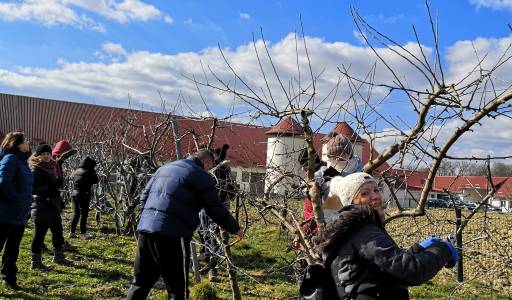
[265,117,304,136]
[330,122,364,143]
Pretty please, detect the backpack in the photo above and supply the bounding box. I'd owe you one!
[299,262,339,300]
[299,252,368,300]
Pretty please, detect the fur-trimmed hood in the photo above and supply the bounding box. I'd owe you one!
[29,155,59,177]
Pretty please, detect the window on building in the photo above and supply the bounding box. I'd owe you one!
[241,172,250,183]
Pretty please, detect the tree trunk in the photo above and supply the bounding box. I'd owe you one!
[220,229,242,300]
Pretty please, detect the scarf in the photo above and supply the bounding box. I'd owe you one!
[29,155,59,177]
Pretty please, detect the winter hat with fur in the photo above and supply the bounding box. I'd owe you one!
[328,172,378,207]
[325,133,353,158]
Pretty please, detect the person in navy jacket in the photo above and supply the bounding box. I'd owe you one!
[127,149,243,300]
[0,131,33,290]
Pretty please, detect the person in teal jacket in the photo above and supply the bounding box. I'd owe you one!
[0,131,33,290]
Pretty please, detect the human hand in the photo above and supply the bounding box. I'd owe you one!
[419,236,443,249]
[235,229,244,242]
[291,240,301,250]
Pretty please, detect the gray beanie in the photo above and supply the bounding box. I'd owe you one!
[328,172,378,206]
[325,134,353,158]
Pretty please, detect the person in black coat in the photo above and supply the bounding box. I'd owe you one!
[127,149,243,300]
[313,172,458,299]
[199,144,238,280]
[70,156,98,239]
[29,144,69,270]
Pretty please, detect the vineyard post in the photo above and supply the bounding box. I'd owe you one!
[455,207,464,282]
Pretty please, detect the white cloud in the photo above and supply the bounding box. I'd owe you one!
[0,33,433,112]
[470,0,512,11]
[184,18,193,25]
[363,13,404,24]
[102,42,127,56]
[0,0,105,31]
[0,34,511,160]
[164,15,174,24]
[352,30,366,44]
[239,12,250,20]
[0,0,165,30]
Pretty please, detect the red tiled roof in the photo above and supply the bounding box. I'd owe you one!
[433,176,512,197]
[330,122,365,143]
[266,117,304,135]
[385,169,430,190]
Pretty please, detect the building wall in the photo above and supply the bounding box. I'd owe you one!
[386,188,442,209]
[265,135,305,195]
[231,166,266,195]
[491,198,512,211]
[459,188,490,202]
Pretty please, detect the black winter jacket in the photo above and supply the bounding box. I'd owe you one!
[320,205,452,299]
[71,157,98,197]
[137,156,240,239]
[212,144,237,203]
[30,160,64,218]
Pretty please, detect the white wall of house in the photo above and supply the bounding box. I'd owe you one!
[265,135,305,195]
[231,166,266,194]
[491,198,512,211]
[386,188,421,209]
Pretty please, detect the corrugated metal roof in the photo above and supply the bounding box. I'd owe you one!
[0,93,392,171]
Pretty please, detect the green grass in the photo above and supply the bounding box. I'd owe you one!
[1,207,511,299]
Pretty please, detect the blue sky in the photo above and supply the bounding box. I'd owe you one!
[1,1,511,69]
[1,0,512,160]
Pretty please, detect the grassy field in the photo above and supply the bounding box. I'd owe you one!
[0,206,511,299]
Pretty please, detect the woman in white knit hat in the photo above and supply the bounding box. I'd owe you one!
[311,172,458,300]
[326,172,385,222]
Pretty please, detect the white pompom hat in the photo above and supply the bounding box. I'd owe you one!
[329,172,378,207]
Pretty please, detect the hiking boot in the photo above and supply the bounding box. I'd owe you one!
[53,248,72,266]
[68,232,78,239]
[31,253,50,271]
[2,279,21,291]
[62,241,77,252]
[80,234,91,240]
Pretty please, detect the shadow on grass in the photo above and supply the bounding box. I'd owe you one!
[232,251,277,270]
[74,249,133,266]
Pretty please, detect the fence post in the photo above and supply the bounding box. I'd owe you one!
[455,207,464,282]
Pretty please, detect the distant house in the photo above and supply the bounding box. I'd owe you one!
[433,176,512,211]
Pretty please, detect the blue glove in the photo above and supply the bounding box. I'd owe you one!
[442,240,458,268]
[419,236,443,249]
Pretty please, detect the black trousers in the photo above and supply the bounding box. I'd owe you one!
[127,233,191,300]
[0,223,25,283]
[71,195,90,234]
[31,214,65,254]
